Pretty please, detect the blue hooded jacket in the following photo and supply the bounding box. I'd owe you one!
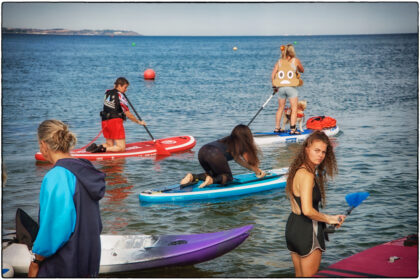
[36,158,105,277]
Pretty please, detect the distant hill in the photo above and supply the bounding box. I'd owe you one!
[2,28,141,36]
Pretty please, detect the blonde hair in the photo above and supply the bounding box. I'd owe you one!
[281,44,296,59]
[38,120,77,153]
[298,100,307,110]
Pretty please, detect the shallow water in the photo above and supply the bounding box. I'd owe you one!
[2,33,418,277]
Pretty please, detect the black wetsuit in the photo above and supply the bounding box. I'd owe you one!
[193,140,234,185]
[285,177,326,257]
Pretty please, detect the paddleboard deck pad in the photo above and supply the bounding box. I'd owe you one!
[253,126,339,145]
[139,168,288,203]
[35,135,196,161]
[315,235,418,277]
[3,224,252,275]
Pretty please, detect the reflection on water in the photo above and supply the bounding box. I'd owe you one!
[97,158,133,234]
[2,34,417,277]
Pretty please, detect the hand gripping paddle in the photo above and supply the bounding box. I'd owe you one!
[325,191,370,233]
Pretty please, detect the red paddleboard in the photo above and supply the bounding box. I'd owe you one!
[35,135,196,161]
[315,235,418,277]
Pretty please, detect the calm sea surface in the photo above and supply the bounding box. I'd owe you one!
[2,34,418,277]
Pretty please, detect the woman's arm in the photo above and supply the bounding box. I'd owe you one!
[234,154,265,178]
[297,170,345,225]
[295,58,304,73]
[28,254,45,277]
[29,167,77,276]
[271,61,279,83]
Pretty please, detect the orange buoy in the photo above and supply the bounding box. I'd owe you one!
[143,69,156,80]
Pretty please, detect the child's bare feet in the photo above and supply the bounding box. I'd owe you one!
[180,173,193,185]
[198,176,213,188]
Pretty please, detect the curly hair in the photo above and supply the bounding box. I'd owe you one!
[285,130,337,207]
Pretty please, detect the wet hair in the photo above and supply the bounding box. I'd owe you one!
[38,120,77,153]
[285,130,337,207]
[282,44,296,59]
[220,124,261,166]
[114,77,129,87]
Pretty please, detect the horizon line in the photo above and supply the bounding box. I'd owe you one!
[2,32,418,37]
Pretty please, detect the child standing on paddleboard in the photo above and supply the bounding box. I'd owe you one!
[180,124,266,188]
[285,131,345,277]
[87,77,146,153]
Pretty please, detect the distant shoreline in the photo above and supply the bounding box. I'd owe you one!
[1,28,416,37]
[2,28,141,36]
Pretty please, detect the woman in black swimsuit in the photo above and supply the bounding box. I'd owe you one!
[285,131,346,277]
[180,124,266,188]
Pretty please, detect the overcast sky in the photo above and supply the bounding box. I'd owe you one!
[2,2,418,36]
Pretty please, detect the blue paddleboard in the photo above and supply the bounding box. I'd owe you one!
[139,168,288,203]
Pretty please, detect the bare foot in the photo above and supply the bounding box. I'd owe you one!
[256,170,266,178]
[180,173,193,185]
[198,176,213,188]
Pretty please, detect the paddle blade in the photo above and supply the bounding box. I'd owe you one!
[345,192,370,208]
[155,140,171,156]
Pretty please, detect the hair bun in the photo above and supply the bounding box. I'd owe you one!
[38,120,77,153]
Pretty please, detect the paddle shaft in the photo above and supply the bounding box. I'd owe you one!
[247,89,277,127]
[121,92,155,141]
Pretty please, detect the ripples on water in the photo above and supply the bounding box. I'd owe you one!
[2,34,417,277]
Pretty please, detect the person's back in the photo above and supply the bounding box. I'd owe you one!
[36,158,105,277]
[272,44,304,134]
[31,120,105,277]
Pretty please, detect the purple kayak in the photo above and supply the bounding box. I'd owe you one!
[3,225,253,275]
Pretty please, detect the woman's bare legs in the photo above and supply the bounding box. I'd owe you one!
[291,249,322,277]
[289,97,298,130]
[275,98,287,131]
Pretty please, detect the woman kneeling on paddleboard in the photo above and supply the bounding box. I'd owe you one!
[180,124,266,188]
[29,120,105,277]
[285,130,345,277]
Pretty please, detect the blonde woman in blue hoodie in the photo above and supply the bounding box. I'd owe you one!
[29,120,105,277]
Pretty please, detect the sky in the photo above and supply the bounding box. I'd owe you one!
[1,2,418,36]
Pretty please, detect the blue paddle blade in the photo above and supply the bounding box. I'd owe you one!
[345,192,370,208]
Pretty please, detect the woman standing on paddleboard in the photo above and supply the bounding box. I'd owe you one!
[271,44,304,135]
[87,77,146,153]
[285,131,345,277]
[180,124,266,188]
[29,120,105,277]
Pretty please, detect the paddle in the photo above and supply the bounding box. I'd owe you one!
[121,92,171,156]
[247,88,277,127]
[326,191,370,233]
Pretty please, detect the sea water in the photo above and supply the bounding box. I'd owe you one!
[2,33,417,277]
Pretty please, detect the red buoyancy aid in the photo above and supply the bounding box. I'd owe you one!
[284,107,305,118]
[306,116,337,130]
